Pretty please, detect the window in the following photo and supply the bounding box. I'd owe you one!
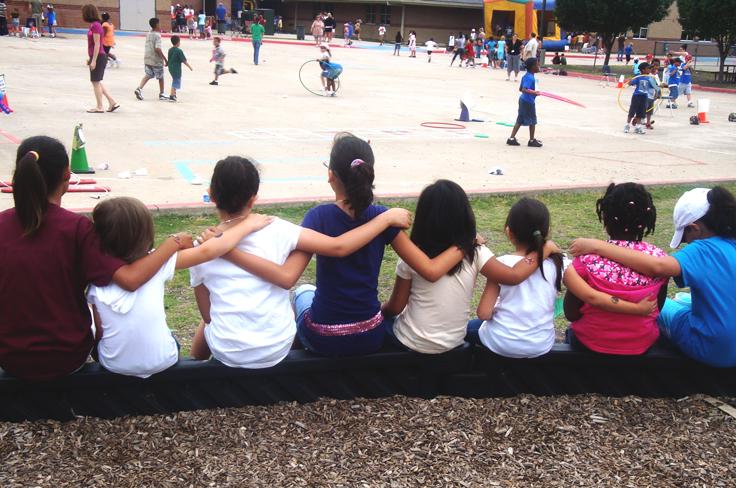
[366,5,391,25]
[633,27,648,39]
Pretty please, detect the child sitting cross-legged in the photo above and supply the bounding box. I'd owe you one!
[88,197,274,378]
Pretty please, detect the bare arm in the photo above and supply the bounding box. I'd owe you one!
[480,241,561,285]
[194,284,211,323]
[297,207,411,257]
[476,280,500,321]
[224,249,312,289]
[156,47,168,65]
[563,266,657,316]
[563,289,584,322]
[381,276,412,317]
[390,231,464,283]
[112,236,185,291]
[175,214,273,270]
[569,238,681,278]
[90,33,101,67]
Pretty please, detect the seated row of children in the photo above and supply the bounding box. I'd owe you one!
[0,134,734,382]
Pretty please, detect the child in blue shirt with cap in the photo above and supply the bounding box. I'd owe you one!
[507,57,542,148]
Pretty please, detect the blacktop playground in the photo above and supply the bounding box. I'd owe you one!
[1,31,735,211]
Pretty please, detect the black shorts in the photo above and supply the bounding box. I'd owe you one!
[103,45,112,54]
[90,53,107,82]
[516,99,537,126]
[628,94,647,119]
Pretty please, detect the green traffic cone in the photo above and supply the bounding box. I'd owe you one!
[70,123,95,174]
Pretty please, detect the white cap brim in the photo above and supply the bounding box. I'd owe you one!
[670,228,684,249]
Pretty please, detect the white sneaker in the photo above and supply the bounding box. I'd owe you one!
[635,126,646,134]
[624,124,631,133]
[687,102,695,108]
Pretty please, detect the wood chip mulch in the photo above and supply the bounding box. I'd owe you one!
[1,394,735,487]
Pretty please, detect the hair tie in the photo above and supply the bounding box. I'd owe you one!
[350,159,365,168]
[27,151,40,161]
[532,230,542,237]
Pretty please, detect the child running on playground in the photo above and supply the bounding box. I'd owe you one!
[381,183,561,355]
[101,12,120,68]
[507,57,542,147]
[570,186,736,368]
[167,36,192,102]
[188,154,412,365]
[564,183,667,355]
[318,43,342,96]
[425,37,438,63]
[209,36,237,85]
[134,18,168,101]
[466,198,565,358]
[87,197,273,378]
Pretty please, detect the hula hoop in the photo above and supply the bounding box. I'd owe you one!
[299,60,341,97]
[617,74,666,114]
[420,122,466,129]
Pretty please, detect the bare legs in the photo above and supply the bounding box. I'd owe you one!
[91,81,116,111]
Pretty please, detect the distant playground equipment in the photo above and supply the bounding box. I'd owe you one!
[0,75,13,115]
[298,60,341,97]
[484,0,567,51]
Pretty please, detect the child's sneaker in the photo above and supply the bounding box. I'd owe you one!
[506,137,520,146]
[158,93,169,101]
[231,68,238,74]
[528,139,543,147]
[209,80,218,85]
[624,124,631,133]
[169,95,177,102]
[134,88,143,100]
[634,126,646,134]
[687,102,695,108]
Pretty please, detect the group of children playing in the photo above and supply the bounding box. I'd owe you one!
[4,3,57,38]
[131,18,235,102]
[2,132,735,381]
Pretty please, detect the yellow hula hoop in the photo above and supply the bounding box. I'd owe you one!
[617,74,668,114]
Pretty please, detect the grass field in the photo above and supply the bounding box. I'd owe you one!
[153,182,736,355]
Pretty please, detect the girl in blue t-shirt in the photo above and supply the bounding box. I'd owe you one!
[570,187,736,367]
[317,44,342,96]
[223,133,472,356]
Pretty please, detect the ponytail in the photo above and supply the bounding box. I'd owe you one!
[12,136,70,235]
[701,187,736,239]
[328,132,375,218]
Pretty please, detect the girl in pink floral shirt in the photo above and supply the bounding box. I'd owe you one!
[564,183,668,355]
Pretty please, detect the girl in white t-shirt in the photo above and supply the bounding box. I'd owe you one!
[87,196,274,378]
[381,181,560,354]
[468,198,564,358]
[408,31,417,58]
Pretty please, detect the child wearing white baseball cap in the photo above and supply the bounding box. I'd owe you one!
[570,186,736,367]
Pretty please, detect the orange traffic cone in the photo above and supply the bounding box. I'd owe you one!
[697,98,710,123]
[617,75,625,88]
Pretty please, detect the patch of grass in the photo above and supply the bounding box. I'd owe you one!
[156,183,736,355]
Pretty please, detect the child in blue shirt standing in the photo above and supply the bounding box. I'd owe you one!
[666,57,682,109]
[507,57,542,148]
[624,62,656,134]
[679,57,695,108]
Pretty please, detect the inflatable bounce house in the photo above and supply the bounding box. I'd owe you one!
[484,0,568,50]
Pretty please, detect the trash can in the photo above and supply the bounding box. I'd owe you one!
[296,25,305,40]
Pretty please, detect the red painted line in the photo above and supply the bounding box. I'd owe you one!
[0,130,21,144]
[562,70,736,94]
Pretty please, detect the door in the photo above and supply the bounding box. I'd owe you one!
[120,0,156,32]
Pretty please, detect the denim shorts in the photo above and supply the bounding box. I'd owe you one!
[516,99,537,126]
[679,82,692,95]
[145,64,165,79]
[172,77,182,89]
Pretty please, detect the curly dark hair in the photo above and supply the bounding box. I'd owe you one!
[596,182,657,242]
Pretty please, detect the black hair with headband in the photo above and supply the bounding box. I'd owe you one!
[505,197,562,290]
[596,182,657,242]
[13,136,70,235]
[328,132,375,218]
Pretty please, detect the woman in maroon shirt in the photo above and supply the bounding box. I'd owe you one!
[83,4,118,113]
[0,136,187,381]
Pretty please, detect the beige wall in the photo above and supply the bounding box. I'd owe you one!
[6,0,172,30]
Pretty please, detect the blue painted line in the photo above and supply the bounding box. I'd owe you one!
[57,27,146,37]
[174,161,321,184]
[175,162,198,184]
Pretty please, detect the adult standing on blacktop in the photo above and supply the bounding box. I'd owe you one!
[250,16,264,65]
[506,32,522,81]
[215,2,226,34]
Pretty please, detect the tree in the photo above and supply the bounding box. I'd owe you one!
[678,0,736,80]
[555,0,674,66]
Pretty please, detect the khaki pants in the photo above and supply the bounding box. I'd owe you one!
[32,13,43,32]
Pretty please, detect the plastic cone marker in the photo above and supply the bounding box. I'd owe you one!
[70,123,95,174]
[697,98,710,123]
[617,75,624,88]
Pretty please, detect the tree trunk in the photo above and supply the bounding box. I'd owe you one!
[602,33,614,66]
[717,37,726,81]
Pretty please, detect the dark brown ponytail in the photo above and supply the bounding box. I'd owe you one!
[13,136,69,235]
[328,132,375,218]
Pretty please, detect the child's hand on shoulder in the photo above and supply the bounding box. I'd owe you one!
[475,233,486,246]
[543,240,561,257]
[383,207,412,229]
[243,213,275,232]
[170,232,194,249]
[568,238,601,257]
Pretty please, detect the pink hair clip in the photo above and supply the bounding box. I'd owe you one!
[350,159,365,168]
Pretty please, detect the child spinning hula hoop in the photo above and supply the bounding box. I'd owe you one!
[318,44,342,97]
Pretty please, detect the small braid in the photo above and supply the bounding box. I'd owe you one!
[596,183,657,241]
